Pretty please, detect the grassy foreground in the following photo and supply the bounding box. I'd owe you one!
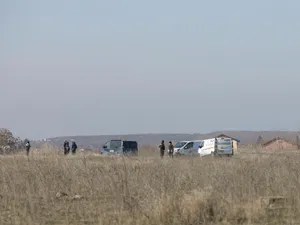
[0,147,300,225]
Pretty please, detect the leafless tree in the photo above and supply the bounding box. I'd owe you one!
[0,128,22,154]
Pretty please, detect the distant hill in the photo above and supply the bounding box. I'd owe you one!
[33,130,300,149]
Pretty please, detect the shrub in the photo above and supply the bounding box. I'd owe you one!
[0,128,23,154]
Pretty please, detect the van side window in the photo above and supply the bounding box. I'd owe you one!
[184,142,194,149]
[124,141,138,150]
[199,141,204,148]
[110,140,122,149]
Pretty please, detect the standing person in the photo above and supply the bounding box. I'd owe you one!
[63,140,70,155]
[71,141,78,155]
[25,141,31,156]
[159,140,165,158]
[168,141,174,158]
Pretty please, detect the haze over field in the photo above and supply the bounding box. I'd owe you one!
[1,0,300,139]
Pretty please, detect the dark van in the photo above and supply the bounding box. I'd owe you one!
[100,140,138,156]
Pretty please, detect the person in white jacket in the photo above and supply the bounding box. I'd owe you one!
[25,141,31,156]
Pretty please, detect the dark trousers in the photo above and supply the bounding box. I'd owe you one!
[168,151,173,158]
[64,147,70,155]
[26,148,30,156]
[160,150,165,158]
[71,148,77,154]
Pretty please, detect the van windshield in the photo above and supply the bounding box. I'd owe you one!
[175,142,187,148]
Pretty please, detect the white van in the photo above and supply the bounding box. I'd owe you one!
[174,140,203,156]
[198,138,215,156]
[198,137,233,156]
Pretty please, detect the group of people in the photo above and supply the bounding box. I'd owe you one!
[63,140,78,155]
[22,140,77,156]
[159,140,174,158]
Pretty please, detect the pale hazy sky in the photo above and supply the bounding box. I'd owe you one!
[1,0,300,139]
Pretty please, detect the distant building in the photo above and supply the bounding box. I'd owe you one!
[215,134,240,154]
[263,137,296,150]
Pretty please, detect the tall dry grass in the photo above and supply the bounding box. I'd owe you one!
[0,146,300,225]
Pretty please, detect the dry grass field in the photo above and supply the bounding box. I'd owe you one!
[1,146,300,225]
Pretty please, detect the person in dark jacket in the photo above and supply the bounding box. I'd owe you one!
[71,141,78,155]
[159,140,165,158]
[25,141,31,156]
[63,140,70,155]
[168,141,174,158]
